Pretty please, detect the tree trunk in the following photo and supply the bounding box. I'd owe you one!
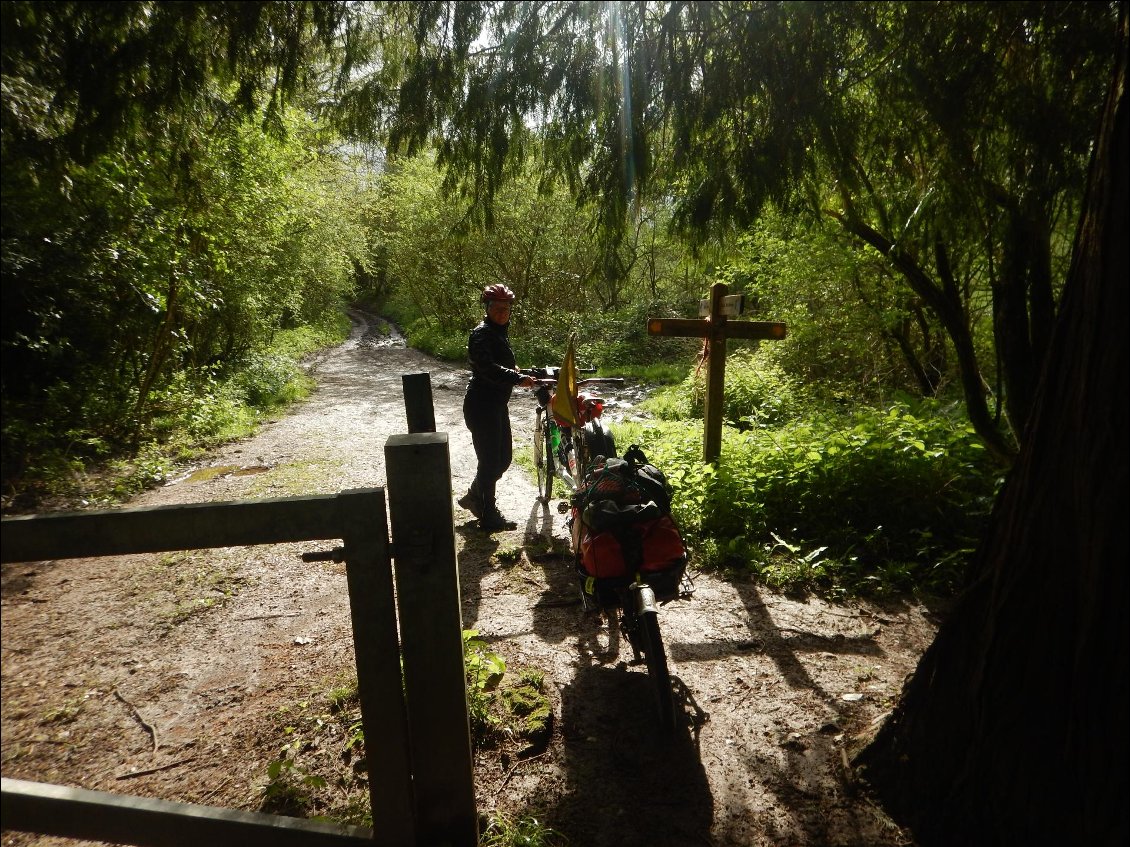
[830,212,1017,461]
[856,16,1128,846]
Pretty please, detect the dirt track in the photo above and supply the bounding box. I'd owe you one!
[0,310,935,846]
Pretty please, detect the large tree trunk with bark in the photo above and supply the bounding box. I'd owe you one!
[856,15,1128,846]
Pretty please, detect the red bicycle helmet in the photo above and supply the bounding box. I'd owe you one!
[481,284,516,304]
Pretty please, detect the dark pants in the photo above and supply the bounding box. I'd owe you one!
[463,395,513,511]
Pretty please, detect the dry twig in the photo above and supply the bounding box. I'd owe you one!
[113,689,159,753]
[115,757,196,780]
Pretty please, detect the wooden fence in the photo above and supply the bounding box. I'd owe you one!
[1,429,475,847]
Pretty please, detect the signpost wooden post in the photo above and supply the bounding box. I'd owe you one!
[647,282,787,463]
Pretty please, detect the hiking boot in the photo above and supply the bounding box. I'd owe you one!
[457,489,482,518]
[478,509,517,532]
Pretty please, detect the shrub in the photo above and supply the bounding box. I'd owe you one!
[662,346,814,428]
[611,399,1002,597]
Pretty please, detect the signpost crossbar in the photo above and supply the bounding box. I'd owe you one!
[646,282,787,462]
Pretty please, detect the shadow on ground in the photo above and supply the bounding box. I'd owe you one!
[542,660,715,847]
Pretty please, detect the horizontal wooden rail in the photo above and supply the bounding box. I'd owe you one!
[0,488,411,844]
[1,495,344,563]
[0,777,373,847]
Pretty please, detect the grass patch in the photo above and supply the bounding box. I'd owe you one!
[260,644,555,837]
[245,459,345,497]
[481,811,567,847]
[2,313,351,512]
[492,546,524,566]
[601,361,690,385]
[609,398,1000,600]
[261,677,371,825]
[41,696,85,725]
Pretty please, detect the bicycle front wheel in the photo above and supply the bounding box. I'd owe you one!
[640,611,677,733]
[534,409,554,503]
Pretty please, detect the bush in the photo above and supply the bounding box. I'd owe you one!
[403,317,470,362]
[229,353,303,408]
[637,345,813,426]
[397,299,700,373]
[611,399,1002,597]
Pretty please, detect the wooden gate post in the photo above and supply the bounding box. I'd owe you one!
[401,373,436,434]
[384,433,477,847]
[337,489,415,847]
[703,283,729,463]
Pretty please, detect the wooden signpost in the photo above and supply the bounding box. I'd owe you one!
[648,282,787,463]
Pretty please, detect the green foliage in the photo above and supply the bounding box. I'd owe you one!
[365,1,1115,459]
[261,682,372,826]
[365,150,709,369]
[3,11,367,507]
[262,753,331,818]
[464,630,508,738]
[613,398,1001,597]
[720,215,942,404]
[402,316,472,362]
[2,315,346,510]
[569,301,700,370]
[500,670,552,737]
[228,354,305,409]
[662,347,814,429]
[463,630,555,752]
[260,641,555,834]
[481,811,567,847]
[603,361,689,386]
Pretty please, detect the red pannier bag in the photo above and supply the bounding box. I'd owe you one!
[577,514,687,579]
[571,444,688,605]
[549,391,604,427]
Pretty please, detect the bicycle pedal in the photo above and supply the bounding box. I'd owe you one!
[556,500,569,514]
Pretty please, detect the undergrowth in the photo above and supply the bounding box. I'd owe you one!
[613,393,1003,599]
[261,634,559,845]
[1,314,350,511]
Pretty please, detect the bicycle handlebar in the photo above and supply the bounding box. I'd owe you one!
[520,366,624,388]
[519,365,598,379]
[535,377,626,387]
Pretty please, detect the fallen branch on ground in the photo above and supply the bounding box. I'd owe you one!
[115,757,196,780]
[113,688,159,753]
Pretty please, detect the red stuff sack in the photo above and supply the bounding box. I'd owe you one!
[576,515,687,579]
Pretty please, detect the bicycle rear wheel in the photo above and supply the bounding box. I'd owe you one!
[568,419,610,489]
[534,408,554,503]
[639,611,676,733]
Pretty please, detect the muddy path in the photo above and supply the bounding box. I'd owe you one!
[0,310,934,846]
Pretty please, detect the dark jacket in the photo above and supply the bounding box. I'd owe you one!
[466,317,521,404]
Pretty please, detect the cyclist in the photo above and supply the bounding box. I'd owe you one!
[458,284,535,531]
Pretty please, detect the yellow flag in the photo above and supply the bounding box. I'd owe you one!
[551,333,581,427]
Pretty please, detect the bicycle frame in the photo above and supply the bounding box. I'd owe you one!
[525,366,620,503]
